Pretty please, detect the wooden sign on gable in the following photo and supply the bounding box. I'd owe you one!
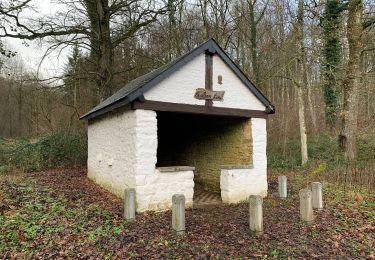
[194,88,225,101]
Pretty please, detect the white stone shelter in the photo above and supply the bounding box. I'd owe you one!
[81,39,275,212]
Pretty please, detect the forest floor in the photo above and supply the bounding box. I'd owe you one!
[0,167,374,259]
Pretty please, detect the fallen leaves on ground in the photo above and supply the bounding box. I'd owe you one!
[0,167,374,259]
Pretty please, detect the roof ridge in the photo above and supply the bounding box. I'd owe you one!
[80,38,274,120]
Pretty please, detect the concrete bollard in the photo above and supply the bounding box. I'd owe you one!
[311,182,323,211]
[249,195,263,233]
[124,188,136,221]
[278,176,287,199]
[172,194,185,235]
[299,189,314,223]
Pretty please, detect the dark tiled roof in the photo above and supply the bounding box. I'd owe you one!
[80,38,275,120]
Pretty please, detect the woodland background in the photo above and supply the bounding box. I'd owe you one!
[0,0,374,188]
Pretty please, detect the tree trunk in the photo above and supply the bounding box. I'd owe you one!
[322,0,344,129]
[296,0,309,165]
[306,71,317,133]
[339,0,363,160]
[18,82,23,135]
[248,0,259,85]
[85,0,113,101]
[297,86,308,164]
[199,0,210,39]
[8,82,12,137]
[167,0,176,61]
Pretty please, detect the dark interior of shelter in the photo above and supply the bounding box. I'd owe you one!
[156,111,252,193]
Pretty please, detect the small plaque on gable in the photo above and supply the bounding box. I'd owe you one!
[194,88,225,101]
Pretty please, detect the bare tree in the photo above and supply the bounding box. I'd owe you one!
[248,0,269,86]
[295,0,309,165]
[0,0,167,100]
[339,0,374,160]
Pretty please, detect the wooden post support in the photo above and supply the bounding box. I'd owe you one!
[311,182,323,211]
[205,52,213,107]
[278,176,287,199]
[299,189,314,223]
[124,188,136,221]
[172,194,185,235]
[249,195,263,233]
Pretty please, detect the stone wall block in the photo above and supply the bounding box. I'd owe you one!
[278,176,287,199]
[249,195,263,233]
[311,182,323,210]
[172,194,186,235]
[124,188,136,221]
[299,189,314,223]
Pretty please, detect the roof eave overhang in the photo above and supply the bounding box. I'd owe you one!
[80,38,275,121]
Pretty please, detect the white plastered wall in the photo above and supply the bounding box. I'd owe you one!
[144,54,206,106]
[144,53,266,111]
[136,168,194,212]
[88,109,194,212]
[87,110,138,197]
[212,55,265,110]
[220,118,268,203]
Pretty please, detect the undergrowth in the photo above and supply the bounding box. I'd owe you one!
[0,178,127,257]
[0,129,87,173]
[1,127,374,189]
[268,132,375,189]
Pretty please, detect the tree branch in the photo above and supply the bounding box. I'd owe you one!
[255,0,270,25]
[363,17,375,30]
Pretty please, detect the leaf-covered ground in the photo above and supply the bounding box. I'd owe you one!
[0,168,374,259]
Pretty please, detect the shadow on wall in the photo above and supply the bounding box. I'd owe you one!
[156,111,252,192]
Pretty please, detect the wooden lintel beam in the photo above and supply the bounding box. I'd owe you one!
[131,100,268,119]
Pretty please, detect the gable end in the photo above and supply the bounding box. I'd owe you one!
[80,39,275,121]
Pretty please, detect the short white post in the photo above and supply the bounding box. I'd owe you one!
[311,182,323,211]
[299,189,314,223]
[249,195,263,233]
[124,188,136,221]
[172,194,185,235]
[278,176,287,199]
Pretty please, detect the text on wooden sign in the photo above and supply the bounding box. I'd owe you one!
[194,88,225,101]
